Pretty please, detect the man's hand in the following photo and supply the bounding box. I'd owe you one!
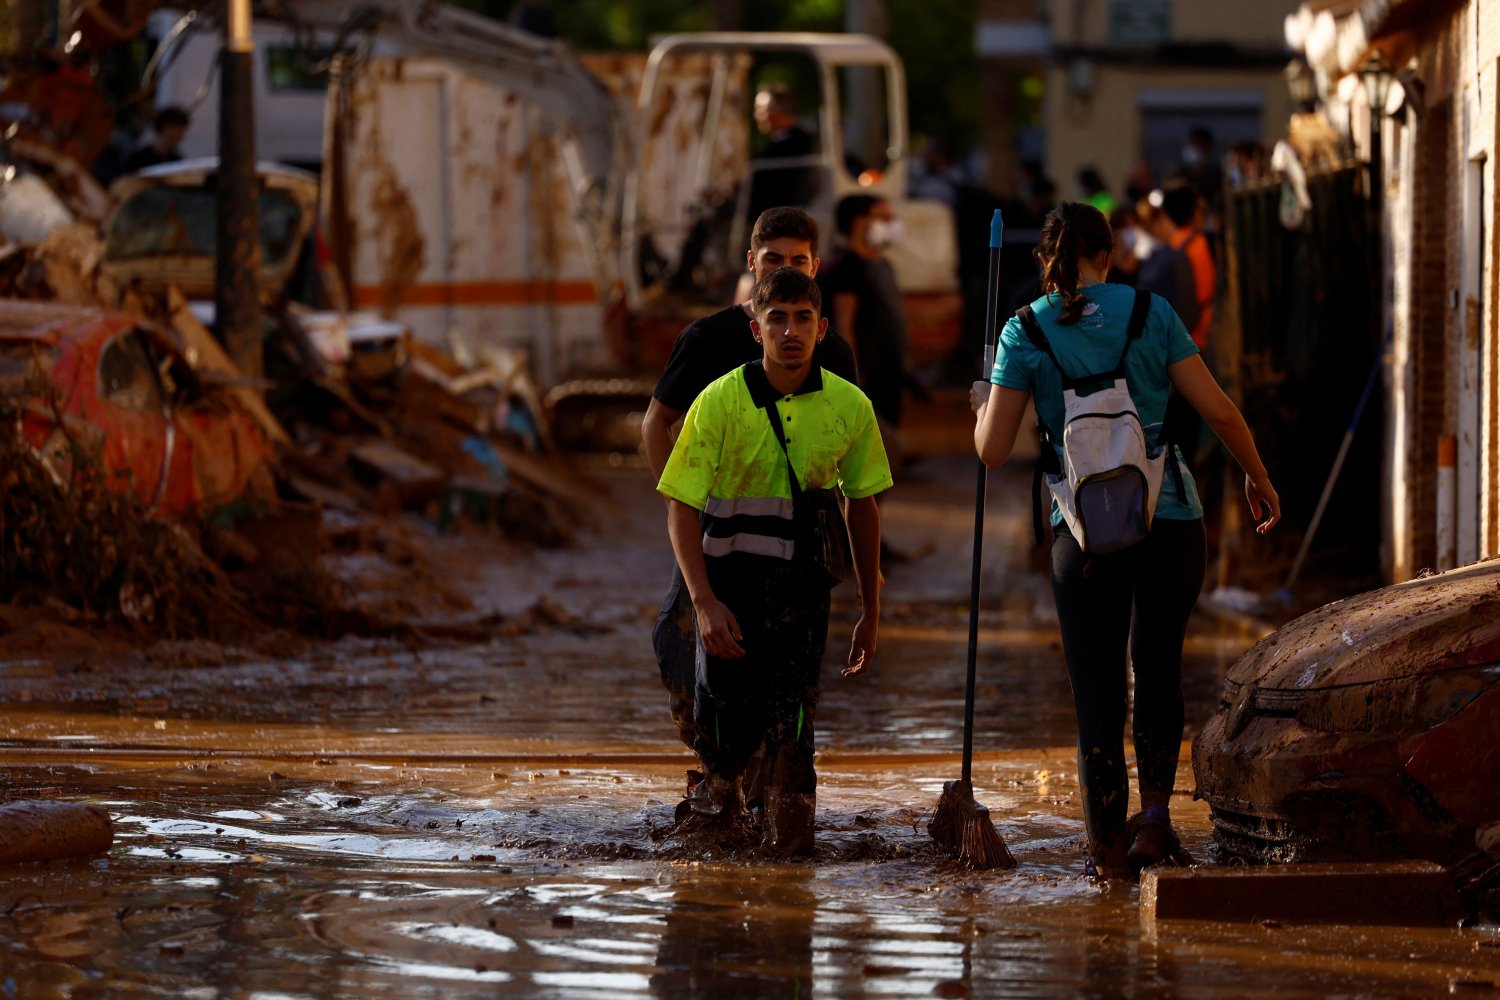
[694,596,745,659]
[843,615,877,677]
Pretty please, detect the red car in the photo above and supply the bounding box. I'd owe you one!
[1193,558,1500,864]
[3,300,274,516]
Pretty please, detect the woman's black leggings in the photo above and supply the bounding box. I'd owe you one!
[1049,516,1206,862]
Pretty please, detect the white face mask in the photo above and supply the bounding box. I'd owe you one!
[866,218,903,249]
[1181,144,1204,168]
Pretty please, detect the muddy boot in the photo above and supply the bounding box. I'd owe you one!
[763,790,815,857]
[673,770,707,825]
[739,747,769,814]
[675,772,740,829]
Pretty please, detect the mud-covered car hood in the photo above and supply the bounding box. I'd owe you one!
[1226,559,1500,690]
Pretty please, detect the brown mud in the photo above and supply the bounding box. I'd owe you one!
[0,453,1497,997]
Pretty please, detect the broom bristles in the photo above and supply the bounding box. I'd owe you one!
[929,779,1017,870]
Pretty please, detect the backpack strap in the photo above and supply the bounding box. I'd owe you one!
[1018,304,1069,381]
[1121,288,1191,502]
[1017,304,1053,359]
[1018,305,1061,546]
[1110,286,1153,374]
[1031,445,1051,548]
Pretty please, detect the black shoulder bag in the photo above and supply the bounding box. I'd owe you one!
[763,402,851,589]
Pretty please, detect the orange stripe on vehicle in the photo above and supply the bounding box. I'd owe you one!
[352,280,599,308]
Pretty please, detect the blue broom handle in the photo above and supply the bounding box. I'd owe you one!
[964,210,1004,783]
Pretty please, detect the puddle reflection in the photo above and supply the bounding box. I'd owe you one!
[651,870,816,997]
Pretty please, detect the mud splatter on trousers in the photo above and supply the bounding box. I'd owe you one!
[1049,517,1205,868]
[693,554,830,832]
[651,567,700,750]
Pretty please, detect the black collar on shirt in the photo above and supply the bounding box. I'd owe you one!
[743,361,824,409]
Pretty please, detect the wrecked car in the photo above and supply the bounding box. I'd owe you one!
[1193,558,1500,864]
[102,157,320,303]
[102,157,394,372]
[2,299,274,516]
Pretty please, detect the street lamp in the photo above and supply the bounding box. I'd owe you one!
[1361,50,1395,424]
[1360,52,1394,119]
[1285,57,1316,112]
[1361,51,1395,204]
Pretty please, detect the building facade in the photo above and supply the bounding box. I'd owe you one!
[976,0,1302,203]
[1287,0,1498,579]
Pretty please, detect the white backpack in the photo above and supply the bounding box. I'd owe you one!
[1019,289,1167,554]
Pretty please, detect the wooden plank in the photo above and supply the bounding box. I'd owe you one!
[1141,862,1463,935]
[165,287,290,447]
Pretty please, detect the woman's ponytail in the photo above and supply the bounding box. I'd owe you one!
[1034,202,1113,325]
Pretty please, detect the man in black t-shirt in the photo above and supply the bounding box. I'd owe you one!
[818,194,908,429]
[641,207,857,773]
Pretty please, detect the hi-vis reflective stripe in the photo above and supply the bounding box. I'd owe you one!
[701,492,797,561]
[704,495,794,519]
[702,534,796,559]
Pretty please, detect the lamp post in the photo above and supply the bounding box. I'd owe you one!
[1361,52,1394,206]
[1361,52,1395,346]
[1285,57,1316,113]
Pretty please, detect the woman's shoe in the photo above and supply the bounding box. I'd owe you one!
[1082,855,1134,883]
[1083,837,1134,883]
[1126,806,1195,875]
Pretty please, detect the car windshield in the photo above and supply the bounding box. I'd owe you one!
[104,186,305,268]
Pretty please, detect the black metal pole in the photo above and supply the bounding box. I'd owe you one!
[962,210,1004,785]
[216,1,263,379]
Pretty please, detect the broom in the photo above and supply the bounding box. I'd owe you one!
[928,209,1016,870]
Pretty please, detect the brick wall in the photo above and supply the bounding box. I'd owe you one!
[1407,100,1453,572]
[1486,11,1500,556]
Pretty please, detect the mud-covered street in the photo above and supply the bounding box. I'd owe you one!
[0,446,1495,997]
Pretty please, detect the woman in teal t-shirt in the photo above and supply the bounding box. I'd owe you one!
[972,202,1281,881]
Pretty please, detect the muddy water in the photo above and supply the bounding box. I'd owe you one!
[1,457,1497,997]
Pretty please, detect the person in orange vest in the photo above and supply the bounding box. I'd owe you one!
[1158,180,1214,352]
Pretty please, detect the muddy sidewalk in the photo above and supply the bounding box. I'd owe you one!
[0,454,1496,997]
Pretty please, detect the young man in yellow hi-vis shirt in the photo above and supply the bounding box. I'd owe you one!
[657,268,891,856]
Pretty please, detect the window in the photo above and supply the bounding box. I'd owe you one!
[98,331,163,413]
[104,186,306,270]
[266,45,329,93]
[1110,0,1170,45]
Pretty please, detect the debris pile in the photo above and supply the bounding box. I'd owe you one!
[0,410,253,638]
[0,135,600,640]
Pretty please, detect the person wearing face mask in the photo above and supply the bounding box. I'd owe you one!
[1178,126,1222,208]
[816,194,909,432]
